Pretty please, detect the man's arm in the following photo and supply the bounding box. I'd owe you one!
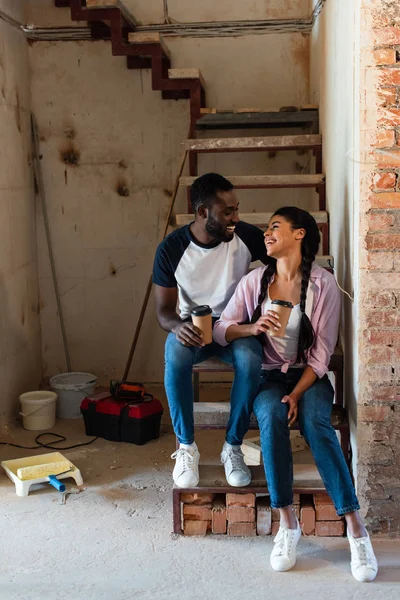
[154,284,204,347]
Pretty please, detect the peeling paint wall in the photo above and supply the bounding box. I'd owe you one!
[27,3,312,385]
[0,0,42,430]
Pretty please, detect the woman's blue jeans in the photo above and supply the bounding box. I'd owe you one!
[253,369,360,516]
[164,333,263,446]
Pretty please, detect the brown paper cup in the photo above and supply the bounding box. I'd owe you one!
[190,305,213,345]
[268,301,293,338]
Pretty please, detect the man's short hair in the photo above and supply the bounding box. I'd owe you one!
[190,173,234,213]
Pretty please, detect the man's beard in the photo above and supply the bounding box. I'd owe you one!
[205,215,234,242]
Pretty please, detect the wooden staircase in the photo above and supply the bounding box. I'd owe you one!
[55,0,347,535]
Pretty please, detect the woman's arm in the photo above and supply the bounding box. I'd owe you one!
[225,312,281,342]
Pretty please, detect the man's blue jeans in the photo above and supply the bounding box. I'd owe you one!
[164,333,263,445]
[253,369,360,516]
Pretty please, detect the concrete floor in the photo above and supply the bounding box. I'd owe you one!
[0,388,399,600]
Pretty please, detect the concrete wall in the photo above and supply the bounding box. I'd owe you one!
[309,0,360,473]
[0,0,42,430]
[27,1,312,384]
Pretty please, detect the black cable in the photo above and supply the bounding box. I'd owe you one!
[0,432,98,450]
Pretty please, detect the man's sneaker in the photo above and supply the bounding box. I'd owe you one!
[347,532,378,582]
[220,442,251,487]
[270,519,302,572]
[171,445,200,488]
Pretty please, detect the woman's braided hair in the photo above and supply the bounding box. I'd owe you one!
[251,207,321,364]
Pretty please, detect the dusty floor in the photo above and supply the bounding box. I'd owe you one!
[0,387,399,600]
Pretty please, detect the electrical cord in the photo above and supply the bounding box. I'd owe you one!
[0,432,98,451]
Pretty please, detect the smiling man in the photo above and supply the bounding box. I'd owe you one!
[153,173,270,488]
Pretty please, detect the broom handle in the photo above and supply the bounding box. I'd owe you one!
[122,149,188,381]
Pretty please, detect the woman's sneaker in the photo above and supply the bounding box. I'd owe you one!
[270,518,302,572]
[171,444,200,488]
[221,442,251,487]
[347,532,378,582]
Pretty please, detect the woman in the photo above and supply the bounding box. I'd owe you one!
[213,207,377,582]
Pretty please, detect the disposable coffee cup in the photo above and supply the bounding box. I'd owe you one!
[268,299,293,338]
[191,305,213,345]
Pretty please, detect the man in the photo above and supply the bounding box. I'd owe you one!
[153,173,270,488]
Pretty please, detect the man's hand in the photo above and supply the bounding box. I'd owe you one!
[281,395,299,427]
[172,322,205,347]
[250,311,281,336]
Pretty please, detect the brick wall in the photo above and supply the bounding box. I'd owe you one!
[359,0,400,535]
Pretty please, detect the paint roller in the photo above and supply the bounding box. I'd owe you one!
[17,460,73,492]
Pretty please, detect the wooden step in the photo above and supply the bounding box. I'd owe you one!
[168,68,206,89]
[251,255,334,270]
[193,403,346,429]
[196,110,319,131]
[179,174,325,190]
[128,31,171,59]
[175,210,328,226]
[182,134,322,153]
[86,0,138,28]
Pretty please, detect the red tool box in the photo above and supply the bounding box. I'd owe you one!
[81,392,163,445]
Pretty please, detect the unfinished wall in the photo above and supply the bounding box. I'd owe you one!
[356,0,400,536]
[28,1,312,384]
[309,0,360,473]
[0,0,42,430]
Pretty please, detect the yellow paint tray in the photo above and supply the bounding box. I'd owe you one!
[1,452,83,497]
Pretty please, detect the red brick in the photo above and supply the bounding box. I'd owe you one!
[365,233,400,250]
[180,493,215,505]
[367,251,394,271]
[271,522,280,536]
[374,129,396,146]
[374,48,397,65]
[227,522,257,537]
[367,212,395,231]
[379,68,400,87]
[372,172,397,190]
[313,493,331,504]
[372,385,400,402]
[315,521,345,537]
[212,496,227,535]
[359,405,390,422]
[300,497,316,536]
[256,497,271,536]
[367,329,400,345]
[374,149,400,168]
[370,192,400,208]
[183,503,212,521]
[226,493,255,508]
[315,504,339,521]
[377,109,400,128]
[227,506,255,523]
[373,27,400,46]
[382,309,400,328]
[271,507,280,522]
[183,520,210,536]
[377,87,397,106]
[365,344,396,364]
[364,290,395,307]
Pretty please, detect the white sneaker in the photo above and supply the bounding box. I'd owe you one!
[270,519,302,572]
[171,445,200,488]
[221,442,251,487]
[347,532,378,582]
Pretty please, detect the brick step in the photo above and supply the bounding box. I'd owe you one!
[193,403,347,430]
[179,174,325,189]
[196,109,319,130]
[128,31,171,59]
[175,207,327,226]
[182,134,322,153]
[86,0,138,29]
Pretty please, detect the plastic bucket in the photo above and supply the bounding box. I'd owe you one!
[50,372,97,419]
[19,391,57,431]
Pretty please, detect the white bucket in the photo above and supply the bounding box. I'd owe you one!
[19,391,57,431]
[50,372,97,419]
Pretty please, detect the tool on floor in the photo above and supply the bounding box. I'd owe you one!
[60,487,82,505]
[1,452,83,497]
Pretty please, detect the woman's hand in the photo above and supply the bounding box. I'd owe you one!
[250,311,281,336]
[281,395,299,427]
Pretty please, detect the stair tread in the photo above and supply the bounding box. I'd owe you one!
[182,134,322,152]
[169,68,205,88]
[86,0,138,28]
[128,31,171,58]
[196,110,319,130]
[251,255,334,270]
[179,174,325,188]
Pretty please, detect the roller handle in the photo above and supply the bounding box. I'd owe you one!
[48,475,66,493]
